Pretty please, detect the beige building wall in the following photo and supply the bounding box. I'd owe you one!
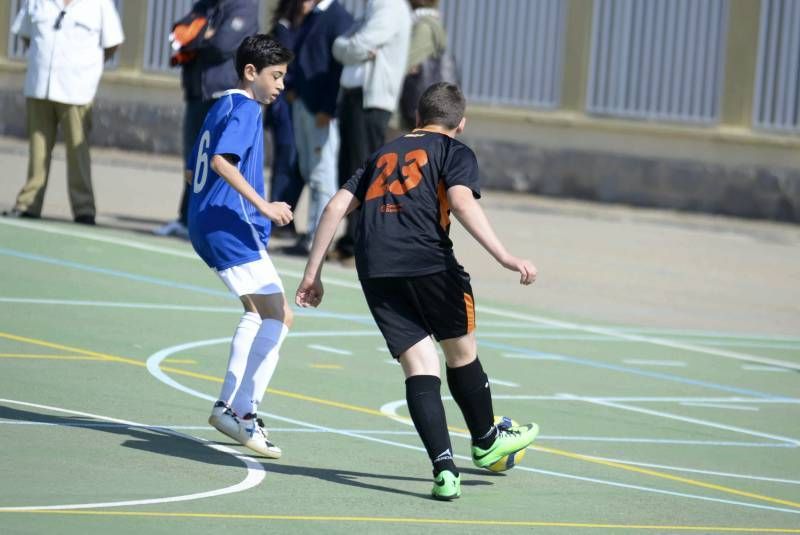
[0,0,797,221]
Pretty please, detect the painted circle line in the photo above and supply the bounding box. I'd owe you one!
[0,399,266,511]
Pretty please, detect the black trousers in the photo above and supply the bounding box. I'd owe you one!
[336,88,391,256]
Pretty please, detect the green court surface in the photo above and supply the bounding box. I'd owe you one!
[1,217,799,535]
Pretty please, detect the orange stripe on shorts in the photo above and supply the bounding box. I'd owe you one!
[464,293,475,332]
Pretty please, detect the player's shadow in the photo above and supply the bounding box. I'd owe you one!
[0,404,500,498]
[0,404,247,470]
[262,462,494,500]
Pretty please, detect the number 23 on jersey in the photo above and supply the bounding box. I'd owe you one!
[365,149,429,201]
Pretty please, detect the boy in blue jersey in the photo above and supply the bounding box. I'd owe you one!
[187,35,294,458]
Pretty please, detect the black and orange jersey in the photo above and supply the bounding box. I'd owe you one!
[343,130,481,279]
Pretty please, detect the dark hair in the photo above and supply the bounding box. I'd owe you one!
[416,82,465,129]
[235,34,294,79]
[410,0,439,8]
[271,0,306,29]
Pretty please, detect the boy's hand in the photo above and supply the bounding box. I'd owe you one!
[295,276,324,308]
[262,201,293,226]
[501,255,537,285]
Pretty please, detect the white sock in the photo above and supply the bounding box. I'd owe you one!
[231,319,288,417]
[218,312,261,409]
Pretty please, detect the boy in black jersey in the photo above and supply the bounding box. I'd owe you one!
[296,82,538,500]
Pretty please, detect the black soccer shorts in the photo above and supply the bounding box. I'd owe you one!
[360,266,476,358]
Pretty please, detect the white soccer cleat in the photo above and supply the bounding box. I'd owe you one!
[238,414,282,459]
[208,401,241,441]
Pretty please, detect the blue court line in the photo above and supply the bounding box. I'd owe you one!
[0,247,376,327]
[0,247,232,299]
[0,246,786,400]
[479,340,785,400]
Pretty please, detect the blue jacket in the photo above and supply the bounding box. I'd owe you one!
[292,1,353,116]
[180,0,259,102]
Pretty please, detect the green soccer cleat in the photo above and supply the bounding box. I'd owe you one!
[431,470,461,500]
[472,420,539,470]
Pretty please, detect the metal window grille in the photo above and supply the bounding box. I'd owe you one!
[142,0,194,73]
[753,0,800,134]
[340,0,566,109]
[7,0,124,68]
[587,0,728,124]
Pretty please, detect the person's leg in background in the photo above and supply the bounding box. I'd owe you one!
[333,88,370,260]
[5,98,59,218]
[155,98,214,237]
[286,100,339,255]
[60,102,96,224]
[267,95,303,239]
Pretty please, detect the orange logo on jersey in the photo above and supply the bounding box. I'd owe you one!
[365,149,429,202]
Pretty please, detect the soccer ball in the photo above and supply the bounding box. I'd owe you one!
[486,416,526,472]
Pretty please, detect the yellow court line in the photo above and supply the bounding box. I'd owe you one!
[0,353,108,361]
[2,510,799,532]
[532,445,800,509]
[162,359,197,365]
[2,331,798,511]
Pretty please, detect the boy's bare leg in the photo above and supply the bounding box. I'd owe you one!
[398,336,440,378]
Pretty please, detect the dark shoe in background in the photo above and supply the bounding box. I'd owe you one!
[281,241,311,257]
[2,208,39,219]
[74,215,96,225]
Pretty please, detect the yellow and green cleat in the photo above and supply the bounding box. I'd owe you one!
[472,417,539,471]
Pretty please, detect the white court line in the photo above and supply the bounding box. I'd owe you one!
[4,419,793,449]
[384,359,400,366]
[0,399,265,511]
[4,218,796,368]
[742,365,791,373]
[477,305,800,371]
[503,352,564,361]
[375,398,800,515]
[583,455,800,486]
[488,378,520,388]
[146,338,800,516]
[564,395,800,446]
[307,344,352,356]
[623,359,687,367]
[0,218,362,289]
[680,402,760,411]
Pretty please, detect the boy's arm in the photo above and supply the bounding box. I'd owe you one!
[296,189,360,307]
[210,154,292,225]
[447,185,537,285]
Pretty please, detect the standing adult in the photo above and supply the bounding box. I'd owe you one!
[282,0,352,255]
[155,0,259,238]
[330,0,411,263]
[399,0,448,130]
[264,0,307,240]
[2,0,124,225]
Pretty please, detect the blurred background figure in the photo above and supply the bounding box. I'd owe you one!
[399,0,457,131]
[330,0,412,264]
[264,0,307,241]
[154,0,258,238]
[281,0,353,256]
[2,0,124,225]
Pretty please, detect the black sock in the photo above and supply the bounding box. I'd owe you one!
[405,375,458,477]
[446,356,497,449]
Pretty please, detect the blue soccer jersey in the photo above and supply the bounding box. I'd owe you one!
[187,90,271,271]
